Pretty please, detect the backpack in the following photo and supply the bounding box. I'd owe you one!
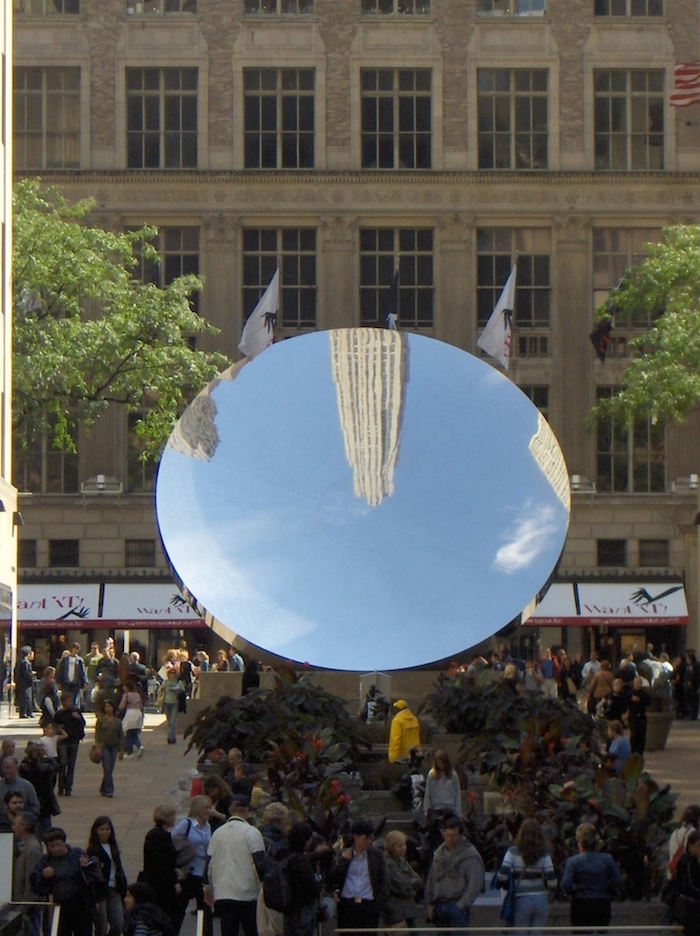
[262,855,293,913]
[172,819,196,870]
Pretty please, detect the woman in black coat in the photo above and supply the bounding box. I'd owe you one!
[142,805,183,936]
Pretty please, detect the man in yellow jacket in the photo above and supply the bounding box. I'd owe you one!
[388,699,421,762]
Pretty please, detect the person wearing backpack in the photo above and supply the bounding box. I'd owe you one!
[206,795,265,936]
[279,823,319,936]
[171,796,213,936]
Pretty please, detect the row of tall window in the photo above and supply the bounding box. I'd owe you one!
[14,65,667,172]
[18,538,157,569]
[17,535,674,570]
[12,0,666,15]
[12,384,666,496]
[8,221,654,334]
[11,221,666,497]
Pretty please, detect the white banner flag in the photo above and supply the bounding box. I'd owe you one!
[238,268,279,360]
[477,265,516,371]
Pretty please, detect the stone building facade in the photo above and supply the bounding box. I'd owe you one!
[11,0,700,666]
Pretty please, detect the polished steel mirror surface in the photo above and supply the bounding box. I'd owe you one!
[156,329,570,670]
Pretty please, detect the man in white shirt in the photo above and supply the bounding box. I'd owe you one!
[206,795,265,936]
[581,650,601,687]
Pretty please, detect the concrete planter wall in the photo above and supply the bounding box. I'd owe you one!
[646,711,674,752]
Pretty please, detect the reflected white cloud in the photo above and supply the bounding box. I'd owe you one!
[495,503,558,573]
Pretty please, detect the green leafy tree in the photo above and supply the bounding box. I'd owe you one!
[592,225,700,426]
[13,179,229,459]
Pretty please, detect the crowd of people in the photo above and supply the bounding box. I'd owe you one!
[6,637,700,936]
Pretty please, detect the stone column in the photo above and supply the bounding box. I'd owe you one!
[202,214,239,358]
[436,214,471,351]
[319,215,356,330]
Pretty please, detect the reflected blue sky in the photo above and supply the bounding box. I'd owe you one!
[156,329,569,670]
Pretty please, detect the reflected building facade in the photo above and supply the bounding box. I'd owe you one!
[330,329,408,507]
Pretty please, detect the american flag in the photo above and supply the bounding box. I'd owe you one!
[670,62,700,107]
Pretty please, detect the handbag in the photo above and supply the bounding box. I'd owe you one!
[121,707,144,732]
[566,676,578,696]
[500,866,517,926]
[489,865,517,927]
[89,744,102,764]
[172,819,197,870]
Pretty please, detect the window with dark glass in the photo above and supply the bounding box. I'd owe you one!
[594,69,664,170]
[519,385,549,418]
[360,229,433,328]
[125,539,156,567]
[597,539,627,566]
[361,69,431,169]
[594,0,662,15]
[13,415,79,494]
[132,227,200,311]
[477,228,550,329]
[244,0,314,10]
[126,68,197,169]
[476,0,546,14]
[14,66,80,169]
[477,69,548,170]
[49,540,79,568]
[126,0,197,12]
[596,386,665,492]
[639,539,669,566]
[244,69,314,169]
[18,540,37,569]
[243,229,316,328]
[127,412,157,493]
[361,0,431,12]
[592,227,661,329]
[15,0,80,11]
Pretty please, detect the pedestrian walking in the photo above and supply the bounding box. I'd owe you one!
[94,700,124,798]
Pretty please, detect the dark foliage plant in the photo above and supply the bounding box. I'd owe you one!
[419,675,677,895]
[184,673,369,761]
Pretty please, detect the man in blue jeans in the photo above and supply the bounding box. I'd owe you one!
[425,816,485,928]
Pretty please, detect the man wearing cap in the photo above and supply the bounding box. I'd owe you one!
[388,700,421,763]
[206,794,265,936]
[328,818,387,933]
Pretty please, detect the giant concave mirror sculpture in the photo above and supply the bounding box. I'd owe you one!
[156,328,570,671]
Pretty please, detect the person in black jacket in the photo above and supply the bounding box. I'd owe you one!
[19,743,59,839]
[142,805,183,935]
[53,692,86,797]
[14,646,35,718]
[675,830,700,935]
[124,883,172,936]
[283,822,320,936]
[626,676,652,754]
[30,828,95,936]
[87,816,128,936]
[327,818,388,934]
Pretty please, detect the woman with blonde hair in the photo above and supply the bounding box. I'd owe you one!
[422,749,461,818]
[172,795,213,936]
[497,817,556,935]
[383,830,421,928]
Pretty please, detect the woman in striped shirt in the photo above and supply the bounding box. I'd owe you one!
[497,818,557,936]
